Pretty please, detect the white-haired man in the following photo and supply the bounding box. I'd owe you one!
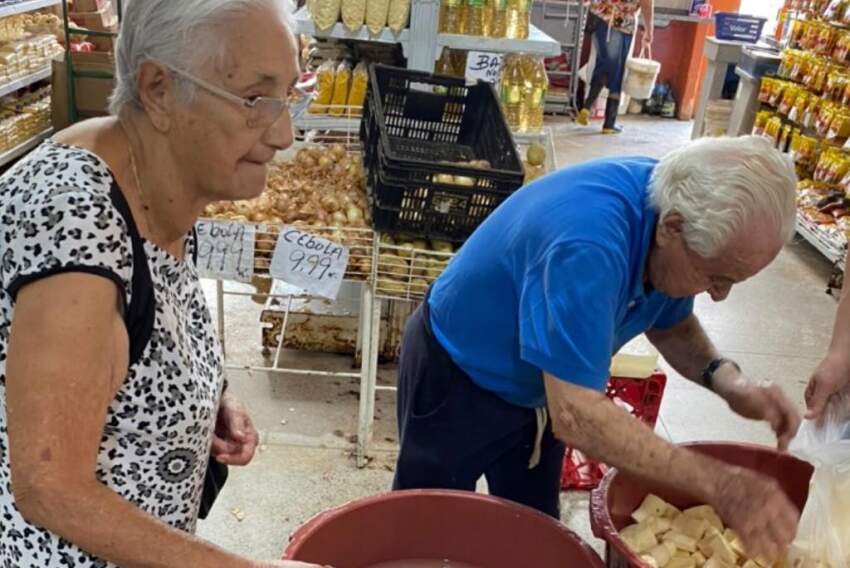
[394,136,803,560]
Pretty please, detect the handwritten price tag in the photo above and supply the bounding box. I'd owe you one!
[269,227,349,300]
[195,220,255,282]
[465,51,504,84]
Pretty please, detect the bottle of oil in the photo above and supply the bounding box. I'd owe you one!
[465,0,487,36]
[500,54,524,129]
[524,56,548,130]
[439,0,466,34]
[488,0,507,37]
[505,0,529,39]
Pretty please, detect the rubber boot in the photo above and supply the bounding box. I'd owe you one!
[602,95,623,134]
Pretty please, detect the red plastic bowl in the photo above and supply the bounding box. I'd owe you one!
[589,442,815,568]
[284,489,605,568]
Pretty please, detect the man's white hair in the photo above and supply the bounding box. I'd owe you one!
[650,135,798,258]
[110,0,295,115]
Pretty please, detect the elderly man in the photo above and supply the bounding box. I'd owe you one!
[394,136,803,560]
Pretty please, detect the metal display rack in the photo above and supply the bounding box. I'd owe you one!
[293,0,563,135]
[530,0,586,115]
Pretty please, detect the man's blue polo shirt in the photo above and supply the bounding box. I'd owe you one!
[428,156,694,408]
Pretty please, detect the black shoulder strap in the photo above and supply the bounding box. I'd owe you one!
[109,182,155,367]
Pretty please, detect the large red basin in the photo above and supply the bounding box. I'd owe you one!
[589,442,815,567]
[284,489,605,567]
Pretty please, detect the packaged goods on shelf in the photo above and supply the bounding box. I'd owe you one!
[439,0,526,38]
[365,0,391,35]
[311,0,343,31]
[341,0,366,31]
[0,86,50,154]
[0,16,63,85]
[306,56,372,118]
[499,53,547,132]
[386,0,410,33]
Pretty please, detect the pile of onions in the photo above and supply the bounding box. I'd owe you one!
[206,143,369,229]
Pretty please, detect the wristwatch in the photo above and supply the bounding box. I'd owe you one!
[701,358,741,391]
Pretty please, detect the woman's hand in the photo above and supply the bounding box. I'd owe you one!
[805,352,850,421]
[257,561,334,568]
[212,393,259,466]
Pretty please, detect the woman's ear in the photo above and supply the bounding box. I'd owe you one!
[136,60,175,133]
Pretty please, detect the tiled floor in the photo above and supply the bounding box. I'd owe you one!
[196,115,841,562]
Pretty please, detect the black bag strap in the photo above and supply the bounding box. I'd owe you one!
[108,182,155,366]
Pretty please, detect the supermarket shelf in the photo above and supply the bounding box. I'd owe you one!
[293,113,360,132]
[0,66,51,99]
[294,6,410,46]
[0,127,52,168]
[437,25,561,57]
[0,0,59,18]
[797,214,847,267]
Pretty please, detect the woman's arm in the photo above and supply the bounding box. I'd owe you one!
[805,248,850,418]
[6,273,258,568]
[640,0,654,44]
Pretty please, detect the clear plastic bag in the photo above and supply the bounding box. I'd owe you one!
[788,398,850,568]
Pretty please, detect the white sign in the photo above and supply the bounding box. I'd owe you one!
[465,51,504,84]
[195,220,255,282]
[269,227,349,300]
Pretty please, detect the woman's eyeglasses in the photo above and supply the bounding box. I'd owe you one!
[157,59,313,128]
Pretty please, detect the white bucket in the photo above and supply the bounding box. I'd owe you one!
[624,45,661,100]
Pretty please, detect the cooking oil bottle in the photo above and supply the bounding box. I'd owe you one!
[500,54,524,129]
[524,56,548,130]
[440,0,466,33]
[505,0,529,39]
[465,0,488,36]
[488,0,507,37]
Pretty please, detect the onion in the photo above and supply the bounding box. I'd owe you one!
[346,206,364,224]
[320,195,341,212]
[332,211,347,225]
[318,155,334,171]
[330,143,347,161]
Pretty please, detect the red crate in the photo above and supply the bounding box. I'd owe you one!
[560,371,667,491]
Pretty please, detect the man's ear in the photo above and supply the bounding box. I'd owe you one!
[136,60,176,133]
[655,211,685,248]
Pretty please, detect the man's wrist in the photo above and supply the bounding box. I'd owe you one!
[701,358,741,394]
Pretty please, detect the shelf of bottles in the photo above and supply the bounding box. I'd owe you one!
[754,0,850,267]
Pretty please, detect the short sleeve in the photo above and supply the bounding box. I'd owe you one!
[3,188,133,306]
[518,242,625,390]
[651,296,695,330]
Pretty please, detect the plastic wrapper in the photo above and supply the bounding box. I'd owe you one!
[311,0,342,31]
[387,0,410,32]
[329,60,352,117]
[309,60,337,115]
[366,0,390,35]
[788,397,850,568]
[346,62,369,117]
[341,0,367,31]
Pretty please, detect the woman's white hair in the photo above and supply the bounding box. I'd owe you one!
[110,0,295,115]
[650,135,798,258]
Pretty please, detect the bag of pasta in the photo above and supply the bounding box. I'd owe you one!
[309,60,336,115]
[346,62,369,117]
[387,0,410,32]
[341,0,366,32]
[329,60,352,117]
[366,0,390,35]
[788,394,850,568]
[311,0,342,31]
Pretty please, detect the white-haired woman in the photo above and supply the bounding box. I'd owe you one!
[0,0,322,567]
[394,136,803,561]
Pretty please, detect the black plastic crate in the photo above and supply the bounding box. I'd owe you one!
[361,64,524,240]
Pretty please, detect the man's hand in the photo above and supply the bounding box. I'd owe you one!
[711,466,800,561]
[713,367,802,450]
[805,352,850,420]
[212,393,259,466]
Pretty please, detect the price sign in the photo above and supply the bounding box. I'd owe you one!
[195,220,255,282]
[269,227,349,300]
[465,51,505,84]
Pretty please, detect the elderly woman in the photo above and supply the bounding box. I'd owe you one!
[394,136,804,561]
[0,1,322,567]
